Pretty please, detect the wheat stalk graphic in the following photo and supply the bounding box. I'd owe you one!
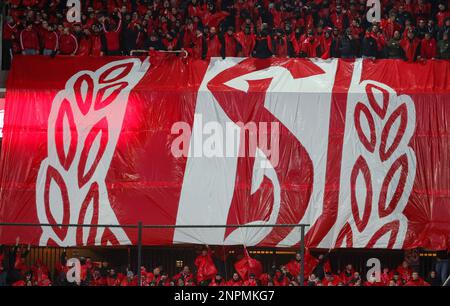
[335,59,416,249]
[36,58,150,246]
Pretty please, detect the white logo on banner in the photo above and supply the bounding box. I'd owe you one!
[332,59,416,249]
[36,58,149,246]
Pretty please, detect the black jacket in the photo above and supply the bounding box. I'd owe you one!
[143,38,165,51]
[253,35,273,58]
[339,36,357,58]
[362,35,378,57]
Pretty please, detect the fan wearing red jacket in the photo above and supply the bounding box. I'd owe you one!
[20,22,39,55]
[320,28,333,59]
[273,268,290,286]
[162,32,179,51]
[371,24,387,54]
[180,22,195,50]
[415,0,432,19]
[37,273,52,286]
[101,11,122,55]
[300,30,321,58]
[223,27,238,57]
[404,271,430,286]
[285,252,303,278]
[173,265,194,284]
[400,30,421,62]
[191,29,205,59]
[31,259,50,285]
[194,246,218,284]
[90,270,106,286]
[420,32,437,59]
[339,264,355,285]
[120,272,138,286]
[321,272,341,286]
[271,30,291,57]
[42,24,59,55]
[106,269,120,286]
[235,27,255,57]
[90,24,104,56]
[59,27,78,55]
[226,272,243,286]
[202,2,229,28]
[330,5,347,31]
[205,27,222,58]
[188,0,205,18]
[2,16,17,41]
[286,250,320,279]
[436,3,450,28]
[381,11,402,41]
[77,29,93,56]
[380,267,393,285]
[146,266,163,285]
[396,260,413,282]
[209,274,226,286]
[243,273,258,286]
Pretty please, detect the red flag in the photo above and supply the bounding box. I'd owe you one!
[234,248,263,280]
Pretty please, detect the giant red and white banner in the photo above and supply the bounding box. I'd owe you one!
[0,56,449,249]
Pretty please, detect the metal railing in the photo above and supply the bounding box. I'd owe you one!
[0,222,309,286]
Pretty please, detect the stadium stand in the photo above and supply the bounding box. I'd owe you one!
[2,0,450,70]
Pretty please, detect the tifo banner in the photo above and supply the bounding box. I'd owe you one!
[0,56,449,250]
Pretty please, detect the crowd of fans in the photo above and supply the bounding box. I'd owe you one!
[2,0,450,70]
[0,239,448,286]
